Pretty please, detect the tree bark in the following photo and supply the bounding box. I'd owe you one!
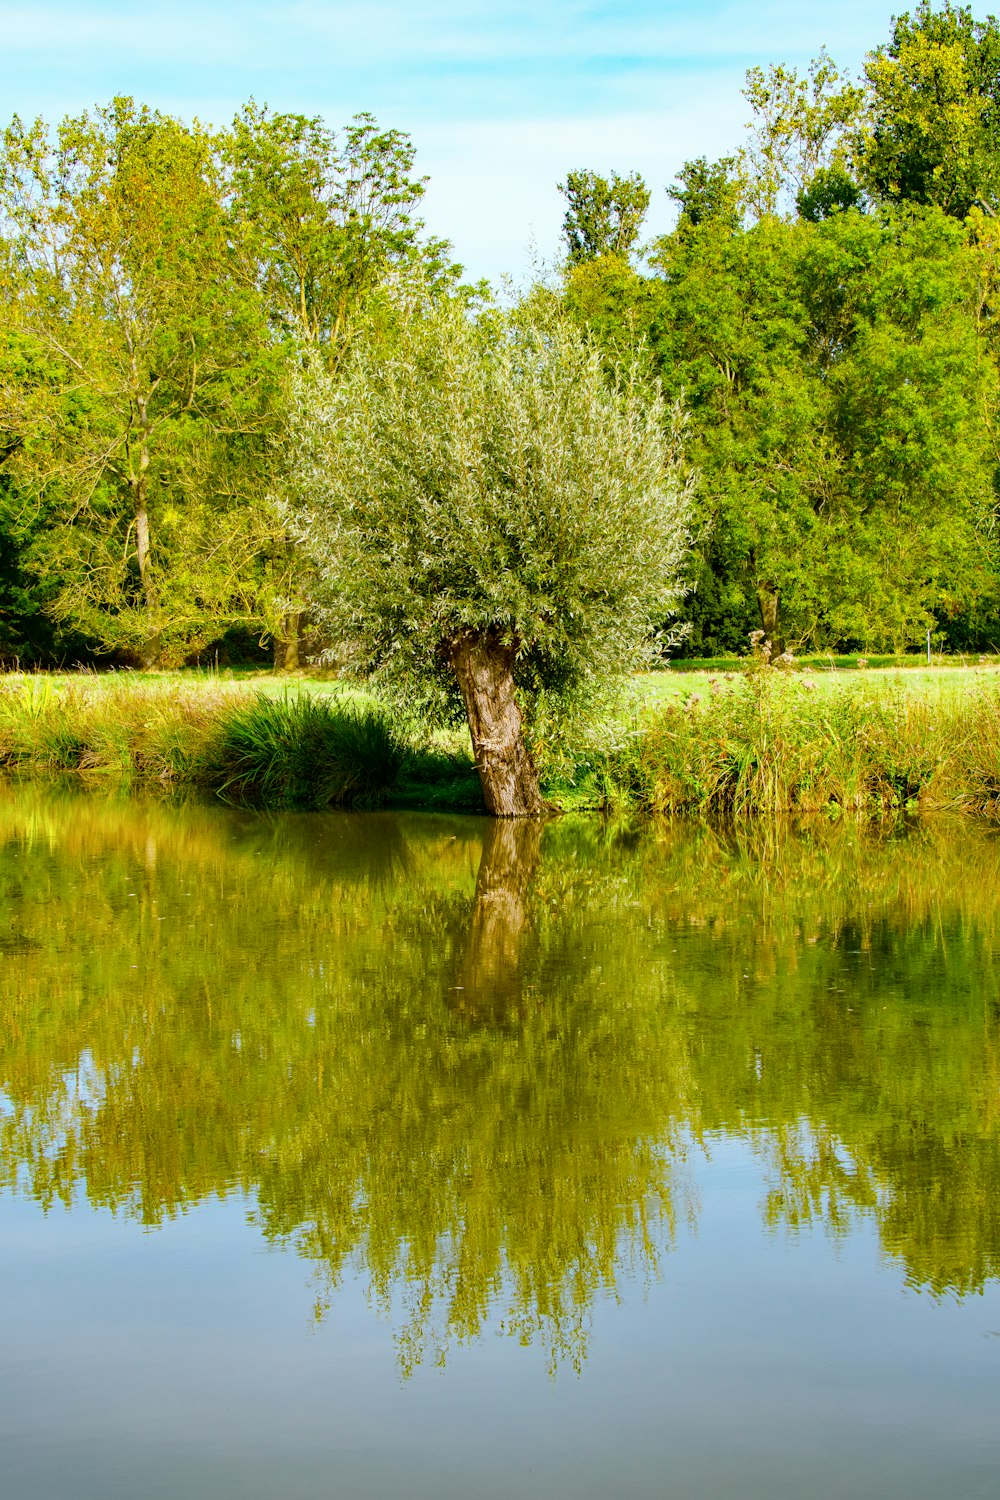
[274,609,304,671]
[133,500,162,667]
[131,379,161,668]
[756,582,783,659]
[447,628,545,818]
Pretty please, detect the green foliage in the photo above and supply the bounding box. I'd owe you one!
[284,293,693,724]
[667,155,743,230]
[219,104,461,665]
[0,470,91,666]
[857,2,1000,217]
[796,164,864,220]
[558,15,1000,658]
[223,102,456,359]
[740,48,865,220]
[0,97,453,667]
[202,692,405,808]
[558,168,651,262]
[0,99,283,662]
[5,11,1000,672]
[568,202,993,655]
[0,332,101,664]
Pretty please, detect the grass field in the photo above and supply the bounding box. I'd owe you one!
[32,656,1000,700]
[4,659,1000,817]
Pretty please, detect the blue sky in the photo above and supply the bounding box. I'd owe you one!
[0,1,900,283]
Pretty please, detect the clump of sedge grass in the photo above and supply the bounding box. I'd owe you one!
[198,692,405,809]
[0,678,404,809]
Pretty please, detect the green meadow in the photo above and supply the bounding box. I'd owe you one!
[3,660,1000,819]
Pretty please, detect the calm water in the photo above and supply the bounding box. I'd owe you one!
[1,786,999,1499]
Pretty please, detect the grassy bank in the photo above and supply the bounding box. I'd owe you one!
[594,670,1000,817]
[3,667,1000,817]
[665,651,1000,675]
[553,664,1000,817]
[0,677,410,810]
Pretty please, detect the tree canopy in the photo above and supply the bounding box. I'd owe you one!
[859,2,1000,217]
[558,169,651,262]
[3,7,1000,669]
[0,97,453,666]
[283,294,692,812]
[561,5,1000,655]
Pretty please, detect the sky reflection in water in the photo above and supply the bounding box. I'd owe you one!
[1,788,999,1498]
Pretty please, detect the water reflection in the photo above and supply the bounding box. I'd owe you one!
[451,819,542,1018]
[1,787,999,1371]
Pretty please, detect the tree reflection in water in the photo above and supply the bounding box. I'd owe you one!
[452,818,541,1019]
[1,787,999,1371]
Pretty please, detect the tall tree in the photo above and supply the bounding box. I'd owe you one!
[0,336,95,664]
[558,169,651,262]
[222,104,459,668]
[284,294,692,815]
[641,205,993,652]
[224,103,452,358]
[668,156,743,230]
[0,99,279,665]
[741,49,864,220]
[858,2,1000,217]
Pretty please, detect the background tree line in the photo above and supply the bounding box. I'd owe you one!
[561,1,1000,655]
[4,3,1000,666]
[0,97,459,667]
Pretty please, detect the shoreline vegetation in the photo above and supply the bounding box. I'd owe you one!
[4,663,1000,820]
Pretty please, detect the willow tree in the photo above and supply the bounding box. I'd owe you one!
[285,296,692,816]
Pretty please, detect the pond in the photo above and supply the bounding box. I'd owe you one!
[1,786,998,1499]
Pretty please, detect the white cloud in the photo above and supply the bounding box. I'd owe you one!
[0,0,899,282]
[417,90,751,285]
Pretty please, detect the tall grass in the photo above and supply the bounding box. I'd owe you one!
[0,676,231,780]
[0,678,405,810]
[5,668,1000,819]
[605,671,1000,817]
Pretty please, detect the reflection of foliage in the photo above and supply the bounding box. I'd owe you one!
[1,790,1000,1372]
[249,819,692,1374]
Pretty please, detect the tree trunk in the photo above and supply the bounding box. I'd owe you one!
[274,609,304,671]
[447,628,545,818]
[756,582,783,659]
[131,384,161,669]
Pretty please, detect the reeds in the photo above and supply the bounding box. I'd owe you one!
[607,672,1000,817]
[0,677,405,809]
